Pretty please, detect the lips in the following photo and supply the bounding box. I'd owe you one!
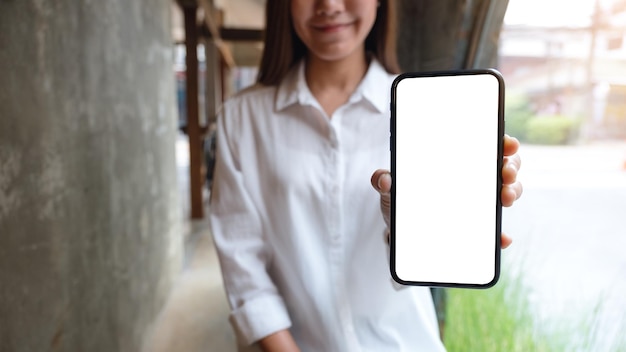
[311,21,352,33]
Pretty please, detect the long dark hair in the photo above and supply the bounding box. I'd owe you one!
[257,0,400,86]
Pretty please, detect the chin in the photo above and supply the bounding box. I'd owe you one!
[310,45,361,63]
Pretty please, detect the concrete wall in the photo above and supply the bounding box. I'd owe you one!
[0,1,183,351]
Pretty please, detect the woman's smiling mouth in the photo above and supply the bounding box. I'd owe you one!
[312,22,352,33]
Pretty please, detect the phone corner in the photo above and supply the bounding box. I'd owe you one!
[479,268,502,289]
[389,265,412,287]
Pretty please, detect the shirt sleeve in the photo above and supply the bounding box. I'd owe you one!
[209,108,291,345]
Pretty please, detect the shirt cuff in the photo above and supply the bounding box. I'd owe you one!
[229,294,292,346]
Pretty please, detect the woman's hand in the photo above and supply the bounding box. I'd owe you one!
[371,134,523,249]
[500,135,523,248]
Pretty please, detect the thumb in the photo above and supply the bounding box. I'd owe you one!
[371,170,392,229]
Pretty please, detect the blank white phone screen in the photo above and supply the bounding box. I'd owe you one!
[392,72,502,287]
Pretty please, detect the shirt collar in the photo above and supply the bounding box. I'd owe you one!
[353,58,391,114]
[275,58,391,114]
[275,61,313,111]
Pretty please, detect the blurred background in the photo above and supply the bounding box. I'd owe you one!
[1,0,625,351]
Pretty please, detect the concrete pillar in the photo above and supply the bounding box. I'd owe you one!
[0,1,182,351]
[396,0,509,71]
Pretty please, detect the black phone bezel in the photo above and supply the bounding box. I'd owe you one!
[389,69,505,289]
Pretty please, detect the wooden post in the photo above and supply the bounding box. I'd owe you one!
[182,3,204,219]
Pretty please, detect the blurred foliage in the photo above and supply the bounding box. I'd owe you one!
[444,264,626,352]
[526,115,580,145]
[444,271,553,352]
[504,93,534,142]
[505,93,581,145]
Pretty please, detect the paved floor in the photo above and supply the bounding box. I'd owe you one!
[142,134,237,352]
[142,215,237,352]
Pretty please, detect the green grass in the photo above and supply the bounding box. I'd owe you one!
[443,272,626,352]
[443,273,552,352]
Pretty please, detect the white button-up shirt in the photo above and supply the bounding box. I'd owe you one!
[209,59,446,352]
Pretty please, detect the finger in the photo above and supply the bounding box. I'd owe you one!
[502,155,520,185]
[371,169,392,229]
[501,181,523,207]
[371,169,391,195]
[501,233,513,249]
[503,134,520,156]
[505,153,522,174]
[378,173,392,215]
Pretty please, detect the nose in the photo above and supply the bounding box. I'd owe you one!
[315,0,344,16]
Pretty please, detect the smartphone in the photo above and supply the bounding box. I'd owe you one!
[390,69,505,288]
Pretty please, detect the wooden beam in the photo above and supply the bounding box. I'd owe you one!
[182,4,205,219]
[174,27,264,46]
[176,0,198,8]
[200,27,264,42]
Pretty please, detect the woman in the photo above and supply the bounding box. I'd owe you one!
[209,0,522,351]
